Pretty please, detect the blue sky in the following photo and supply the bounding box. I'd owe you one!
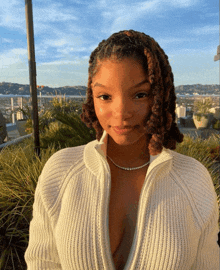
[0,0,219,87]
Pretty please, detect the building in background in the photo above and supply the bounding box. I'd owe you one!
[176,104,186,118]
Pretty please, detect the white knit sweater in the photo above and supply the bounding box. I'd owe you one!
[25,130,219,269]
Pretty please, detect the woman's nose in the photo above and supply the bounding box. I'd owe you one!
[112,97,133,119]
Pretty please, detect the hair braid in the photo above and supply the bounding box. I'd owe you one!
[80,30,184,155]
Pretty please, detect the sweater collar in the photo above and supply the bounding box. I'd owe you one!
[84,130,173,176]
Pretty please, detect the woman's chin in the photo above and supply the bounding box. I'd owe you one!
[107,129,147,147]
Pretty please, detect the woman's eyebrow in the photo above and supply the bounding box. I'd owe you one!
[92,78,150,90]
[131,78,150,89]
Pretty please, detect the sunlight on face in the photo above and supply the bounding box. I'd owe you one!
[91,57,153,146]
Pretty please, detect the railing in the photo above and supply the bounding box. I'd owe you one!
[0,133,32,151]
[0,123,32,151]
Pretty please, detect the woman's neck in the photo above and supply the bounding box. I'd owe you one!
[107,135,150,168]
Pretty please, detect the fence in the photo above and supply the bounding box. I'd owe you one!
[0,133,32,151]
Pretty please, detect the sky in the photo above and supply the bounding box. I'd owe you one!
[0,0,219,88]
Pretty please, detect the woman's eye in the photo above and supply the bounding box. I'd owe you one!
[135,93,150,99]
[97,95,110,100]
[96,93,150,101]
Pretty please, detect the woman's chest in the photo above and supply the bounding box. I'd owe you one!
[108,183,139,252]
[54,173,200,269]
[108,171,146,269]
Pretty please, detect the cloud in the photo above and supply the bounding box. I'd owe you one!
[35,57,89,87]
[34,22,91,62]
[168,45,218,57]
[164,0,198,8]
[101,1,161,21]
[0,48,27,67]
[40,60,80,66]
[98,0,200,34]
[0,0,26,32]
[154,37,186,46]
[99,0,199,20]
[0,0,79,36]
[44,38,70,48]
[0,48,89,87]
[33,2,78,23]
[0,47,29,85]
[204,12,219,18]
[36,35,89,63]
[98,0,198,10]
[99,1,161,33]
[1,38,14,44]
[57,47,88,55]
[189,25,219,35]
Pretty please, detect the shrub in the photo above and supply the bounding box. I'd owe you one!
[213,119,220,130]
[0,138,59,269]
[39,97,96,149]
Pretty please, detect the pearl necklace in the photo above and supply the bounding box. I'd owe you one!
[107,155,150,171]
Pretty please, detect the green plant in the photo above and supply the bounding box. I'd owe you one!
[22,95,86,136]
[193,97,214,121]
[0,102,95,268]
[40,119,95,150]
[0,138,60,270]
[206,145,220,161]
[38,96,96,149]
[49,94,83,116]
[213,119,220,130]
[24,108,55,135]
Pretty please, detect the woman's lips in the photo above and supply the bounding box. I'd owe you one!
[112,126,134,135]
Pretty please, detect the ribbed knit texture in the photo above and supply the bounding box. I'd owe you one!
[24,130,219,269]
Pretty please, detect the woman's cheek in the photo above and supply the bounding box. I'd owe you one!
[106,112,111,118]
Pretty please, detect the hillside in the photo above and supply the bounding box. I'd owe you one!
[175,84,220,95]
[0,82,220,96]
[0,82,87,96]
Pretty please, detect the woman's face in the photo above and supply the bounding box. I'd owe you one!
[91,57,153,146]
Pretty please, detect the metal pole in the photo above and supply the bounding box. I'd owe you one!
[25,0,40,157]
[218,11,220,191]
[11,98,15,124]
[218,10,220,242]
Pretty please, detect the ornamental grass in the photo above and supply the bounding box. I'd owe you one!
[0,138,58,269]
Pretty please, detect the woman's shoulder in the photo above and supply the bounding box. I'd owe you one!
[42,145,85,174]
[170,149,210,174]
[47,145,85,164]
[37,145,86,209]
[170,149,215,192]
[170,149,218,226]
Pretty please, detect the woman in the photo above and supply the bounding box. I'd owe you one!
[25,30,219,269]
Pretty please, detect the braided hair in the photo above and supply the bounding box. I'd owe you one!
[80,30,184,155]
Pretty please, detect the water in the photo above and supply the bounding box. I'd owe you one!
[177,94,220,97]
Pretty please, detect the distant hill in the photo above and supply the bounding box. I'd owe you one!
[0,82,87,96]
[0,82,219,96]
[175,84,220,96]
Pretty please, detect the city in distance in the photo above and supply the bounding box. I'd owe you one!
[0,82,220,97]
